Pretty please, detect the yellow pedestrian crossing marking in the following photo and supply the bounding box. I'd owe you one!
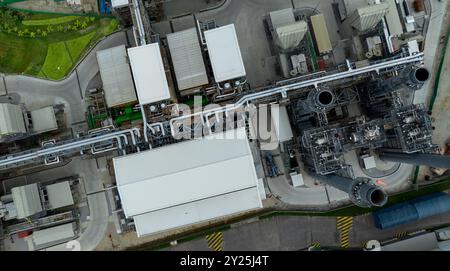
[337,216,353,248]
[395,232,408,240]
[206,232,224,251]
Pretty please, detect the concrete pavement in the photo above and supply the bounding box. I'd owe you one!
[165,208,450,251]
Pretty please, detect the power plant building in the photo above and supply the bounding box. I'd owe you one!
[30,106,58,133]
[204,24,246,83]
[346,3,390,32]
[167,28,209,91]
[0,103,26,137]
[113,128,264,236]
[274,21,308,51]
[96,45,137,108]
[310,14,333,54]
[128,43,171,105]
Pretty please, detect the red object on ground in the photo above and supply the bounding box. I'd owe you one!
[18,231,32,239]
[318,59,327,70]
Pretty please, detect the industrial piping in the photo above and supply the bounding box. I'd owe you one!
[312,173,388,207]
[379,152,450,169]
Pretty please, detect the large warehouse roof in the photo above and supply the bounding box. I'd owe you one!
[167,28,208,90]
[113,128,264,236]
[204,24,246,83]
[0,103,26,136]
[128,43,170,105]
[11,183,43,219]
[96,45,137,108]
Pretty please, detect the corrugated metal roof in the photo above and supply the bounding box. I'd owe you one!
[0,103,26,136]
[128,43,171,105]
[167,28,208,90]
[274,21,308,51]
[347,3,389,32]
[46,181,74,210]
[96,45,137,108]
[30,106,58,133]
[204,24,246,83]
[269,8,295,29]
[385,0,404,36]
[11,183,43,219]
[32,223,75,247]
[310,14,333,54]
[113,128,263,237]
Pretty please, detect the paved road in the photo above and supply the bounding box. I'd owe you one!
[166,207,450,251]
[1,31,129,125]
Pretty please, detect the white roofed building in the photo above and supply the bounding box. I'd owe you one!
[96,45,137,108]
[113,128,264,237]
[167,28,208,91]
[11,183,43,219]
[204,24,246,83]
[128,43,171,105]
[0,103,26,137]
[30,106,58,133]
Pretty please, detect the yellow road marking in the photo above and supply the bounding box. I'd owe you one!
[206,232,224,251]
[336,217,353,248]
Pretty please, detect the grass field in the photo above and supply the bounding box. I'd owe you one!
[65,31,95,61]
[0,9,119,80]
[41,42,72,79]
[22,15,78,26]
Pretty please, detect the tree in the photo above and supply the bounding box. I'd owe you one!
[18,30,24,37]
[47,25,53,33]
[37,28,41,34]
[41,31,47,37]
[57,25,64,32]
[81,22,87,29]
[23,28,29,34]
[30,32,36,38]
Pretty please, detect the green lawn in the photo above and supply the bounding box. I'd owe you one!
[0,8,119,80]
[65,31,95,61]
[22,15,78,26]
[41,41,72,79]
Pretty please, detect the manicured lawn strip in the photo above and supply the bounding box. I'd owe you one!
[65,31,96,61]
[0,31,47,74]
[0,7,119,80]
[22,15,78,26]
[40,41,73,80]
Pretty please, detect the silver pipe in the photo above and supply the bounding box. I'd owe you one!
[169,53,424,135]
[379,152,450,169]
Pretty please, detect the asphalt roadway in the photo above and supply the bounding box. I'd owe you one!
[166,206,450,251]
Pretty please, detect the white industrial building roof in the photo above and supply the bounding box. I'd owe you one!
[30,106,58,133]
[204,24,246,83]
[167,28,208,90]
[385,0,403,37]
[113,128,263,236]
[96,45,137,108]
[269,8,295,29]
[274,21,308,52]
[271,104,293,143]
[111,0,128,8]
[46,181,74,210]
[11,183,43,219]
[32,223,75,247]
[128,43,170,105]
[0,103,26,136]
